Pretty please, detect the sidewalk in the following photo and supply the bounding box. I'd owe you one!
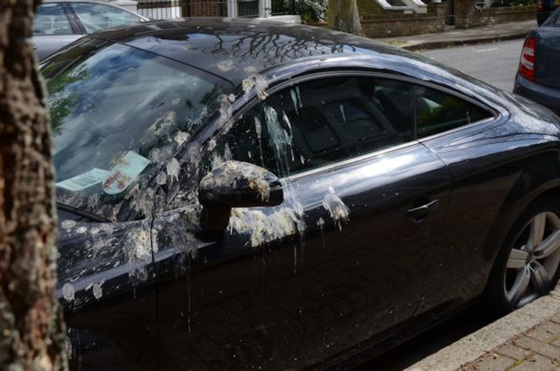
[406,287,560,371]
[376,20,538,51]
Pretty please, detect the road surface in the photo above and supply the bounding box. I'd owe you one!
[420,39,525,92]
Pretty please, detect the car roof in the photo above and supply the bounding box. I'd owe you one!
[87,18,415,86]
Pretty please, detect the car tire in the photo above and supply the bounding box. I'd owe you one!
[486,196,560,315]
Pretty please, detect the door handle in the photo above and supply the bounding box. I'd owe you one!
[406,199,440,221]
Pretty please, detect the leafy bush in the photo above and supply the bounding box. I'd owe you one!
[295,0,328,22]
[271,0,328,22]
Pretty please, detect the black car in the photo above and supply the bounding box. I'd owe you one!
[514,8,560,116]
[538,0,559,25]
[43,18,560,370]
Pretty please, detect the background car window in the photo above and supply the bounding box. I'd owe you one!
[72,3,141,33]
[212,77,415,177]
[416,86,492,138]
[33,3,73,36]
[553,13,560,27]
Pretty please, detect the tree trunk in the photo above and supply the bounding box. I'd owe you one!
[0,0,67,369]
[328,0,364,36]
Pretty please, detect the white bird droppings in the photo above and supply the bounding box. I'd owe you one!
[62,283,75,302]
[322,187,350,231]
[92,283,103,300]
[166,158,180,183]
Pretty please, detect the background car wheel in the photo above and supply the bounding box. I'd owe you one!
[487,196,560,314]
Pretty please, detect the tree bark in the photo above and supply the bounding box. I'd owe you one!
[328,0,364,36]
[0,0,67,369]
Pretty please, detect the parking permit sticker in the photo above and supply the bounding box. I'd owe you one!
[102,151,150,195]
[56,168,111,192]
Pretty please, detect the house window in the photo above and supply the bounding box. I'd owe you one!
[272,0,294,15]
[237,0,259,17]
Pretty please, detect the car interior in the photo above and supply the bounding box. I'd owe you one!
[34,4,73,35]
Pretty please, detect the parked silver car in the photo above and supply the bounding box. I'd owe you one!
[31,0,147,60]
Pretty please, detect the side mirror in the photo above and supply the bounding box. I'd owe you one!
[198,161,284,232]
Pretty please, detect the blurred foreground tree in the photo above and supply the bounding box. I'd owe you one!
[328,0,364,35]
[0,0,67,369]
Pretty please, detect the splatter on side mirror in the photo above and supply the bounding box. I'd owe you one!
[198,161,283,232]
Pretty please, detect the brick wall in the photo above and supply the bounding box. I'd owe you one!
[187,0,227,17]
[454,0,536,28]
[359,3,446,38]
[357,0,385,15]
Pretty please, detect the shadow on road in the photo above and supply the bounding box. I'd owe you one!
[354,304,494,370]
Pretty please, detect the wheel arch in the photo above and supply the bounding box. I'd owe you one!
[481,177,560,288]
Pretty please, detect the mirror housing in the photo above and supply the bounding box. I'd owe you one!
[198,161,284,232]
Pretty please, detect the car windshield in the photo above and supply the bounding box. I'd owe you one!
[42,40,228,221]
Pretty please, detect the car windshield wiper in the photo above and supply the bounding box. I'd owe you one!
[56,202,110,223]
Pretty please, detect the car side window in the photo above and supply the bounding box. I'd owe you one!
[72,3,141,33]
[553,13,560,27]
[416,85,493,138]
[212,76,416,177]
[33,4,73,36]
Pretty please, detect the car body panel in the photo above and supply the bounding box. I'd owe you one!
[150,136,451,369]
[536,25,560,89]
[56,210,159,369]
[92,18,489,89]
[44,18,560,369]
[418,115,560,317]
[514,74,560,115]
[31,34,83,60]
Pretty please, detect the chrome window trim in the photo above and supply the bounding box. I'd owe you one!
[282,140,421,182]
[282,116,499,182]
[220,69,502,182]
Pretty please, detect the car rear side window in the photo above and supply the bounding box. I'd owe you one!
[33,3,73,36]
[415,85,493,138]
[213,76,416,177]
[550,12,560,27]
[71,3,141,33]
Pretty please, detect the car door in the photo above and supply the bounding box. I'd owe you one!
[151,74,451,369]
[31,2,82,60]
[410,83,507,317]
[57,214,160,370]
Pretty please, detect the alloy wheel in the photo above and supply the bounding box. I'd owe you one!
[504,211,560,308]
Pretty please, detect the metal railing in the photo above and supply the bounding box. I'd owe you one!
[136,0,296,19]
[183,0,228,17]
[137,0,183,19]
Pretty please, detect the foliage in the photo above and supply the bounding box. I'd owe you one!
[46,64,90,134]
[293,0,328,23]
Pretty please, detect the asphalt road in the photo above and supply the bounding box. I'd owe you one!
[355,39,526,371]
[420,39,525,92]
